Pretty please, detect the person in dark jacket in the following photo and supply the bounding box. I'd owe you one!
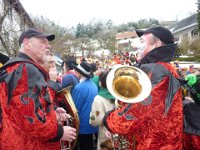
[61,56,79,93]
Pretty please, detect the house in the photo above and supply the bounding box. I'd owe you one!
[115,31,139,52]
[160,21,177,27]
[0,0,35,56]
[168,13,198,44]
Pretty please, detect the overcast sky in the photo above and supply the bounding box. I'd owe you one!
[20,0,197,28]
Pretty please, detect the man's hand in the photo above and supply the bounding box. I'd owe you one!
[56,107,71,122]
[49,67,58,82]
[105,130,112,139]
[61,126,77,142]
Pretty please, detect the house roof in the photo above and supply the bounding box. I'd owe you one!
[7,0,35,28]
[116,31,137,40]
[168,13,197,34]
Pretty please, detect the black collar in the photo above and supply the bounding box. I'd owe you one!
[18,53,34,61]
[139,43,178,65]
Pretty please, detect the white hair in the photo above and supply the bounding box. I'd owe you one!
[19,43,24,52]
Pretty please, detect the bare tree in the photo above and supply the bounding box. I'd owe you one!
[0,0,13,56]
[0,0,34,57]
[178,36,190,55]
[94,29,117,53]
[33,16,76,57]
[190,37,200,55]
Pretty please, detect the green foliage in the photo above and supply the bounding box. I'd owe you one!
[177,36,200,58]
[32,16,161,57]
[190,37,200,55]
[137,18,159,29]
[33,16,75,55]
[75,20,105,38]
[106,20,113,30]
[177,36,190,55]
[75,23,88,38]
[117,18,160,32]
[174,55,200,63]
[75,18,160,38]
[117,23,136,32]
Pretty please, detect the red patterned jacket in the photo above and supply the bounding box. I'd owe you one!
[0,53,62,150]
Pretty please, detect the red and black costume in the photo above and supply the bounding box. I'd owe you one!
[183,101,200,150]
[183,75,200,150]
[0,53,63,150]
[103,44,183,149]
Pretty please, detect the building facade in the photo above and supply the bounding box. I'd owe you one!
[168,13,198,44]
[0,0,34,56]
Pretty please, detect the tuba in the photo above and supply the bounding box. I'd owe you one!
[57,86,79,150]
[106,65,152,149]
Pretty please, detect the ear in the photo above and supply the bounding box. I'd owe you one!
[154,40,162,49]
[23,38,31,49]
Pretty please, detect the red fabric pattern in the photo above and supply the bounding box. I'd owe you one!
[0,63,60,150]
[106,62,183,150]
[184,133,200,150]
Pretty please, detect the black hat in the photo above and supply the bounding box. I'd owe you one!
[72,61,94,78]
[62,55,77,70]
[64,60,77,70]
[135,26,175,44]
[90,63,97,72]
[19,28,55,46]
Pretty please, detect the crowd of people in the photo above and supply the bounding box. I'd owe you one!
[0,27,200,150]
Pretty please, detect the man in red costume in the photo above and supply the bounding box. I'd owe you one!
[103,27,183,149]
[0,28,76,150]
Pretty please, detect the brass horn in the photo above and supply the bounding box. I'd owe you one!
[107,65,152,105]
[57,86,79,150]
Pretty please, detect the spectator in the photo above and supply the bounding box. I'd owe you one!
[90,70,115,150]
[72,61,98,150]
[61,56,79,93]
[186,64,194,75]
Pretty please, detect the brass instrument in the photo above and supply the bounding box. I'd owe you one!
[106,65,152,149]
[58,86,79,150]
[107,65,152,106]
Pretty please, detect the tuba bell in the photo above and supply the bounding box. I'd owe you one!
[57,86,79,150]
[106,65,152,149]
[107,65,152,106]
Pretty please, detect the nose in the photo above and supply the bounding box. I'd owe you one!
[45,43,51,54]
[45,43,51,49]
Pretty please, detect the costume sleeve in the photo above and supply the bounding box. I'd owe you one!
[103,102,149,135]
[5,63,63,141]
[103,63,171,135]
[89,96,105,126]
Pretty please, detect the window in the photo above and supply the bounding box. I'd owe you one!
[174,37,179,42]
[191,28,199,38]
